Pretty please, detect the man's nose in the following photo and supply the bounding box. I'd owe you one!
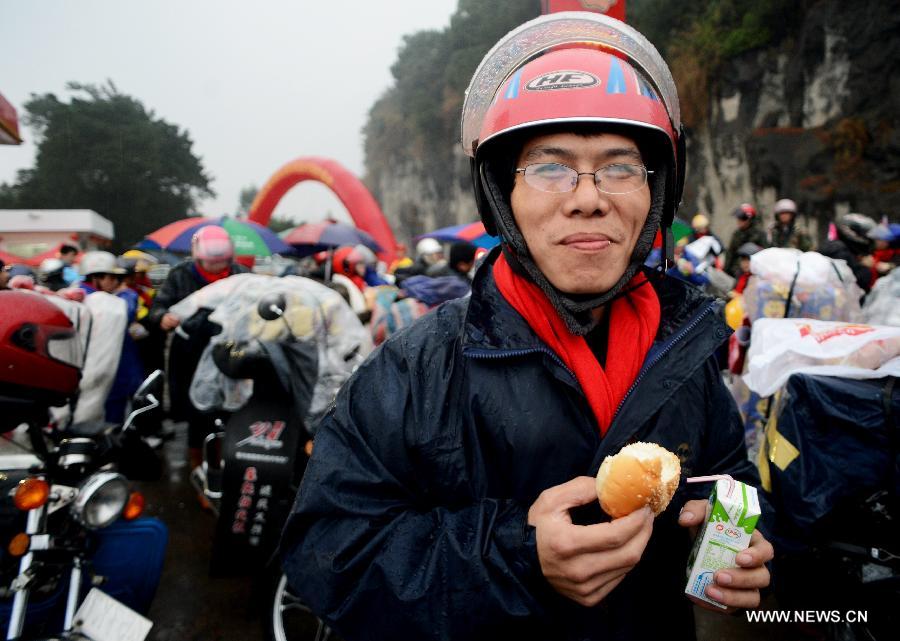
[567,172,610,217]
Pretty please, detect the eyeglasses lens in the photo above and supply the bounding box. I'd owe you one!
[522,163,647,195]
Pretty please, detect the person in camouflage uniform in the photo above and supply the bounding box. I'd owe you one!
[768,198,813,252]
[725,203,768,277]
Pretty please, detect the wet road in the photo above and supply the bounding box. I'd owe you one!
[140,422,267,641]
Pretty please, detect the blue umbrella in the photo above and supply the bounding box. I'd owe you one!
[418,221,500,249]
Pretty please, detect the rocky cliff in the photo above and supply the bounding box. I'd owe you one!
[364,0,900,246]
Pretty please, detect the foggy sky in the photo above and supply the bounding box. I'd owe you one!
[0,0,458,230]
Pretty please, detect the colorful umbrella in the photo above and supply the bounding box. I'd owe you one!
[282,220,383,254]
[671,216,692,243]
[418,221,500,250]
[138,217,292,257]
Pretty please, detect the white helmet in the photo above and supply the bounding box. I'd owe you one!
[38,258,65,277]
[79,251,125,277]
[415,238,443,258]
[774,198,798,215]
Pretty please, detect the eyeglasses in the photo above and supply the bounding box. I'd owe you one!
[515,162,652,195]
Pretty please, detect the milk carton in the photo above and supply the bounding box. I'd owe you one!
[685,477,761,608]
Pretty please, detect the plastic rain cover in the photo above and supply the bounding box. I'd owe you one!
[172,274,373,427]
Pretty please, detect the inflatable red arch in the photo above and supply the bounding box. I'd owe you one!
[248,157,398,263]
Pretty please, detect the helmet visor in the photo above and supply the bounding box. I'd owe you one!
[45,329,84,369]
[461,11,680,157]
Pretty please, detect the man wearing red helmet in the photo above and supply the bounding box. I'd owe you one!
[282,13,772,641]
[724,203,769,277]
[148,225,247,467]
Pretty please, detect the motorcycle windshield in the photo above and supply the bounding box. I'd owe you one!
[46,328,85,368]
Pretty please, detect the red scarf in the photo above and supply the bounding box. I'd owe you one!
[493,254,660,435]
[194,262,232,284]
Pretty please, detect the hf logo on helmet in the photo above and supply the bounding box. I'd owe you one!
[526,70,599,92]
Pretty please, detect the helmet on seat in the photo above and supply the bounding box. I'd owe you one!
[0,290,82,407]
[836,213,876,255]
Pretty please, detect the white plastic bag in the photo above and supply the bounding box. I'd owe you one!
[744,318,900,396]
[185,274,372,427]
[743,248,863,322]
[863,269,900,327]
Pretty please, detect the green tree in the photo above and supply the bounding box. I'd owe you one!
[266,215,295,234]
[0,81,213,250]
[237,184,259,217]
[363,0,541,198]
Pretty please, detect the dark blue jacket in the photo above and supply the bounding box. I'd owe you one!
[281,252,767,641]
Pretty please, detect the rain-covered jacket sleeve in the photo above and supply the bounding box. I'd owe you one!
[280,339,543,641]
[147,264,190,326]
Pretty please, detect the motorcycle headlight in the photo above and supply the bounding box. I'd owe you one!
[71,472,129,529]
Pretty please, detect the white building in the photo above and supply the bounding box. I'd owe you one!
[0,209,114,258]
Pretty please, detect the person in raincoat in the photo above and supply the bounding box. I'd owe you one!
[281,13,772,641]
[78,251,144,423]
[148,226,248,467]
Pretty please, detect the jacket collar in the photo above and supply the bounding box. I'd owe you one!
[462,247,722,355]
[461,247,731,465]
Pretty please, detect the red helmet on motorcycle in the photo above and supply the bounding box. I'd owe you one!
[0,290,82,406]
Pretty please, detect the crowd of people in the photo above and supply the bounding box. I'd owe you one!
[1,228,484,469]
[2,13,898,640]
[677,199,898,298]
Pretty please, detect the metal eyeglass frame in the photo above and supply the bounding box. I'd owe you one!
[514,163,653,196]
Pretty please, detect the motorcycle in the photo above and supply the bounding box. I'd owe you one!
[760,373,899,641]
[188,289,356,641]
[0,371,169,641]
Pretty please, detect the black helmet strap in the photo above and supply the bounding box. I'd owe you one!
[480,155,668,335]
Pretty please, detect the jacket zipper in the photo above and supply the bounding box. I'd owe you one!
[611,302,718,420]
[465,346,576,381]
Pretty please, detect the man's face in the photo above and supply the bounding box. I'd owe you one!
[736,217,751,230]
[95,274,120,293]
[0,267,9,288]
[739,256,751,273]
[199,258,230,273]
[510,131,651,294]
[776,211,794,225]
[59,251,76,265]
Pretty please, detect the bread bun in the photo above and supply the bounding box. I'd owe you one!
[595,442,681,518]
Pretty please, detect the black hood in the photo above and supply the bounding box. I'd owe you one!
[478,152,668,335]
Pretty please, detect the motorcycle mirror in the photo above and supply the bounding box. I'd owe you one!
[134,369,164,401]
[257,293,287,321]
[121,393,160,434]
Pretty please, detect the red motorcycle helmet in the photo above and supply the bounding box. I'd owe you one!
[462,12,685,235]
[0,290,82,407]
